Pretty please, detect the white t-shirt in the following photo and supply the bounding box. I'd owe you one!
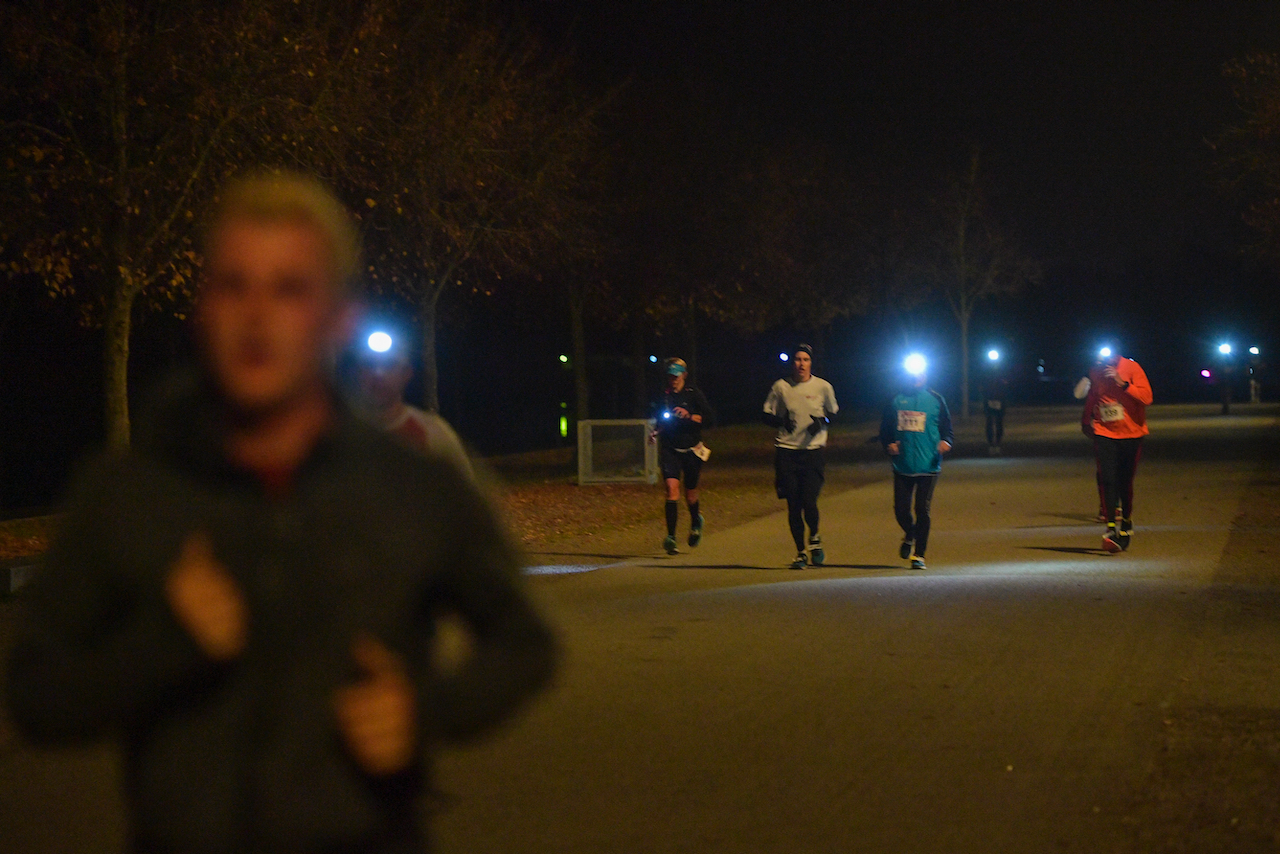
[763,376,839,449]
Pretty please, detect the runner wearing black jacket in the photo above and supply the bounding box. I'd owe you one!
[652,357,714,554]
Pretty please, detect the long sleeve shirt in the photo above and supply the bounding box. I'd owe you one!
[880,386,954,475]
[1081,357,1153,439]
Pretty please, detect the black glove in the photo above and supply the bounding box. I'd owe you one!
[806,416,829,436]
[762,411,794,431]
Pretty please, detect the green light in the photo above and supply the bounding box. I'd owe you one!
[559,354,569,363]
[559,416,568,438]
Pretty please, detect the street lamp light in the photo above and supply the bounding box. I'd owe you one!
[1218,343,1233,356]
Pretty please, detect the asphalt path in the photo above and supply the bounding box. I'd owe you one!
[3,404,1279,853]
[432,404,1280,854]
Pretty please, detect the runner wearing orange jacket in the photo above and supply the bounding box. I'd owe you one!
[1081,353,1153,552]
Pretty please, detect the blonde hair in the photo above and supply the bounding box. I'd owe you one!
[205,171,360,292]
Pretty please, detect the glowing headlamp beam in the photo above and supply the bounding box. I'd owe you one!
[367,331,393,353]
[904,353,927,376]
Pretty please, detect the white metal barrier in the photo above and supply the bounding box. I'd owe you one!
[577,419,658,485]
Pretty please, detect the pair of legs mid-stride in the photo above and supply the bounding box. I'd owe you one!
[1095,435,1141,553]
[894,473,938,570]
[661,447,703,555]
[775,448,825,569]
[985,407,1004,454]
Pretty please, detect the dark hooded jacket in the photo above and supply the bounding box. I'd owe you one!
[5,375,557,853]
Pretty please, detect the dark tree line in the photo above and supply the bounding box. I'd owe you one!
[1,0,1038,446]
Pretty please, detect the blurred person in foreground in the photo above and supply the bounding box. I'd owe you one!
[4,172,557,854]
[879,357,953,571]
[354,329,473,478]
[762,344,838,570]
[1081,349,1153,553]
[650,357,714,555]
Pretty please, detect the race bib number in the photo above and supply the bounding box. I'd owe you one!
[1099,402,1124,423]
[897,410,926,432]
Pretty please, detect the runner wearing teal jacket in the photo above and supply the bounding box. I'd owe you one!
[879,370,953,569]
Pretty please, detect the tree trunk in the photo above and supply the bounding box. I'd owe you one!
[569,286,589,421]
[103,285,135,448]
[959,309,971,421]
[419,296,440,413]
[631,320,648,418]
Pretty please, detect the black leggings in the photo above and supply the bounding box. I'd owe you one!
[894,473,938,556]
[985,407,1004,445]
[776,448,824,551]
[1095,436,1142,522]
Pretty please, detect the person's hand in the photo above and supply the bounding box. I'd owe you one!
[165,532,247,661]
[938,440,952,454]
[334,635,418,777]
[1103,365,1119,382]
[673,406,690,419]
[886,442,900,456]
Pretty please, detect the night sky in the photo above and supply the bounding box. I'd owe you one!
[514,1,1280,406]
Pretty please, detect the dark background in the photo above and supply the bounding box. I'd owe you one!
[4,1,1279,512]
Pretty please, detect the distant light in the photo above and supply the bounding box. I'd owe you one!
[904,353,927,376]
[1201,369,1212,379]
[779,352,789,362]
[1218,343,1232,356]
[649,355,658,363]
[1098,347,1112,359]
[559,416,568,438]
[1037,365,1045,373]
[987,349,1000,362]
[1250,346,1260,356]
[367,331,393,353]
[559,354,569,363]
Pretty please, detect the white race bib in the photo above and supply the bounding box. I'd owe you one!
[1098,402,1124,423]
[898,410,926,432]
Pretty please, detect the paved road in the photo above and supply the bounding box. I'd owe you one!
[432,404,1280,853]
[3,404,1279,853]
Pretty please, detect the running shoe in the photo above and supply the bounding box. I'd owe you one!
[1102,523,1122,554]
[909,554,927,570]
[1118,518,1133,551]
[809,536,824,565]
[688,514,704,548]
[663,535,678,555]
[899,539,914,560]
[789,552,808,570]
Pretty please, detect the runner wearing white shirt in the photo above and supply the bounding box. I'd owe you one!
[762,344,839,569]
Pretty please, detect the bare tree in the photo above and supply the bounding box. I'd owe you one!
[335,3,603,412]
[0,0,369,445]
[1213,53,1280,263]
[926,148,1039,419]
